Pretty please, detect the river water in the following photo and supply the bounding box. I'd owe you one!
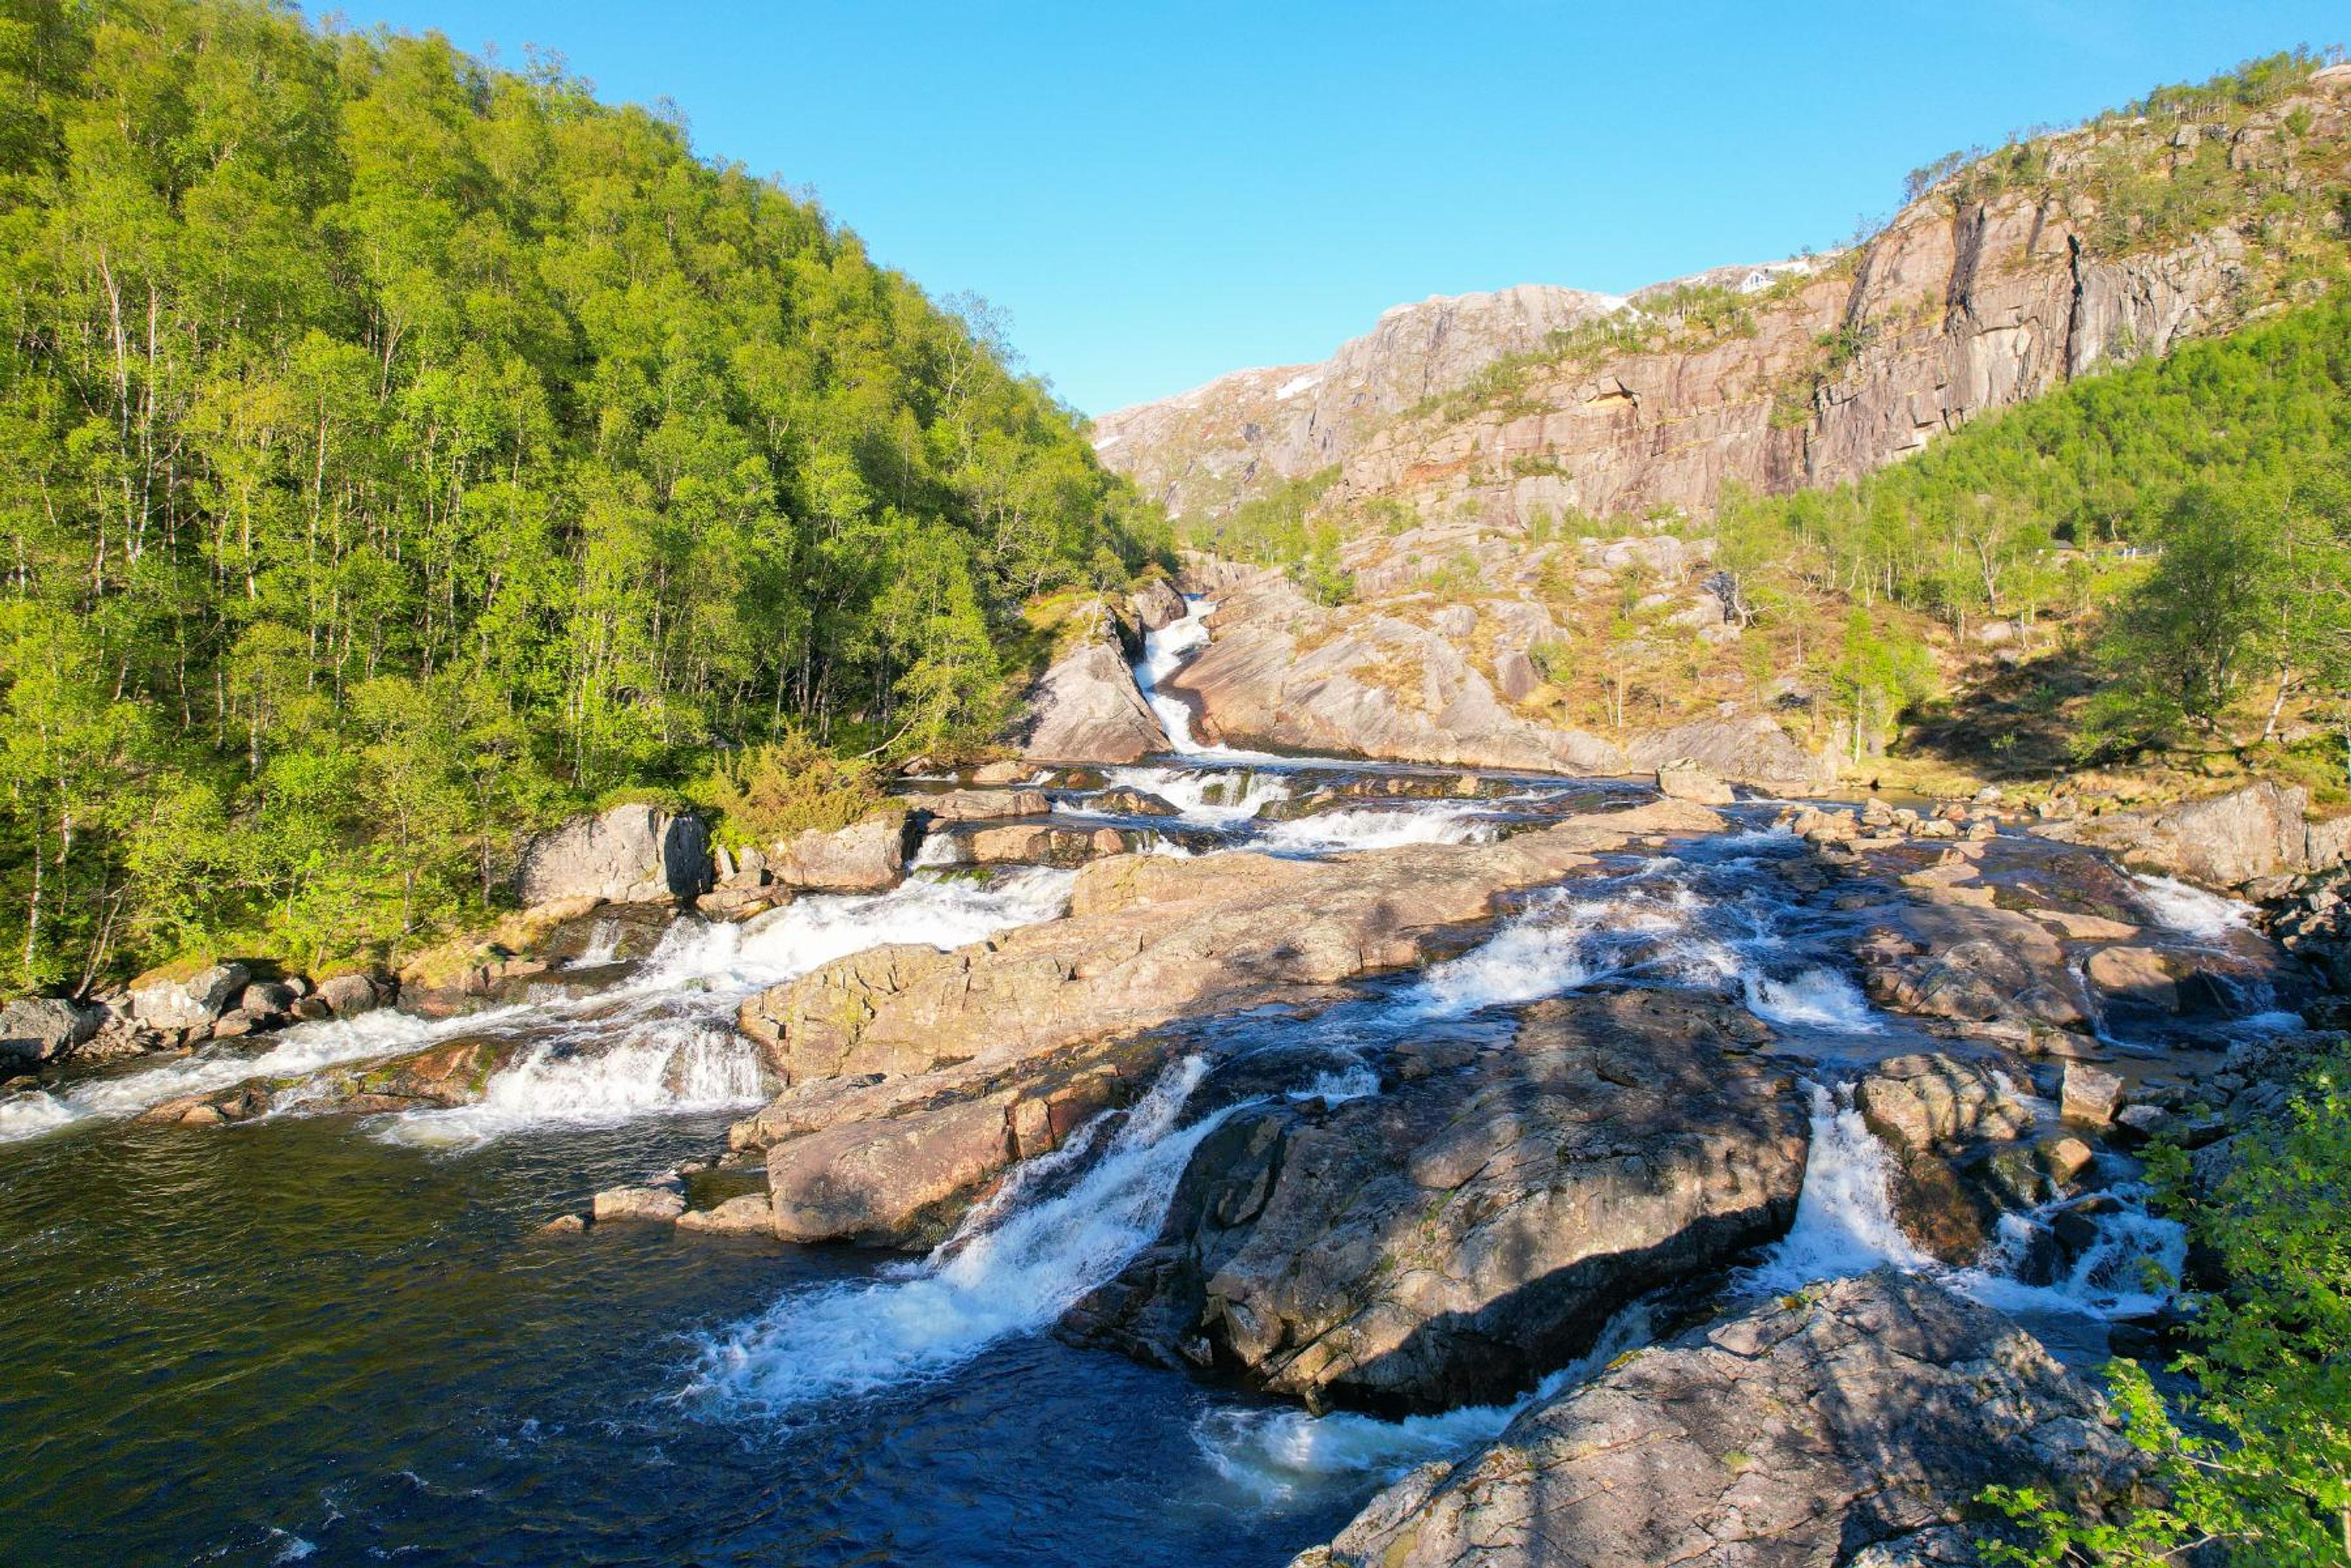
[0,597,2253,1564]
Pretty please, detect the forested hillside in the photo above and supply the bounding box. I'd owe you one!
[0,0,1165,992]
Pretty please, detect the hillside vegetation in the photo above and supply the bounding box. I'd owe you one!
[0,0,1165,991]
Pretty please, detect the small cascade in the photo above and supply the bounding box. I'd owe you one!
[1133,598,1218,753]
[1745,1083,2188,1327]
[1254,805,1498,853]
[1408,838,1883,1035]
[1740,1084,1932,1294]
[1,869,1076,1149]
[684,1056,1240,1414]
[1193,1301,1654,1503]
[379,1021,767,1147]
[574,919,625,966]
[1105,765,1291,826]
[0,1005,460,1145]
[2132,873,2254,940]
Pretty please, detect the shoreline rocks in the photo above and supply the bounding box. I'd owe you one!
[516,803,713,906]
[1291,1270,2143,1568]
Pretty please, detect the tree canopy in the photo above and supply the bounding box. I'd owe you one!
[0,0,1166,990]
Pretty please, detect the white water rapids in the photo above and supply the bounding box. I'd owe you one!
[0,867,1078,1147]
[684,1055,1239,1413]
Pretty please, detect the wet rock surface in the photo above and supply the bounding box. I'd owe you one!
[1290,1270,2142,1568]
[1065,991,1808,1414]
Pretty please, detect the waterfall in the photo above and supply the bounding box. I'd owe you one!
[1254,805,1498,852]
[684,1056,1240,1414]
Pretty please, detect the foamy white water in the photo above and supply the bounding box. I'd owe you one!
[2132,874,2252,940]
[375,869,1075,1145]
[0,1005,460,1146]
[1256,805,1498,853]
[4,869,1075,1150]
[378,1024,768,1147]
[686,1057,1239,1412]
[1742,1084,1932,1294]
[1194,1301,1654,1503]
[1105,765,1291,827]
[1740,967,1880,1032]
[1746,1083,2186,1324]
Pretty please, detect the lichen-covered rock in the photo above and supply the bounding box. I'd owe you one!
[770,809,911,893]
[2038,780,2315,888]
[129,961,251,1033]
[1292,1271,2142,1568]
[0,997,102,1065]
[1067,991,1807,1414]
[592,1185,686,1223]
[516,803,713,906]
[1654,758,1734,806]
[1014,601,1169,764]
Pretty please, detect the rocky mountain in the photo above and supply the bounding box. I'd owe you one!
[1100,65,2350,530]
[1085,62,2351,786]
[1092,279,1799,521]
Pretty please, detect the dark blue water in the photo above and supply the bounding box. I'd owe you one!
[0,1111,1362,1566]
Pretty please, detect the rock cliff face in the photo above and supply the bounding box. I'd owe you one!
[1093,283,1640,520]
[1099,70,2350,530]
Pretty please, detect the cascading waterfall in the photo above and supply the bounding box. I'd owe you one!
[1131,597,1219,754]
[1744,1082,2187,1325]
[684,1056,1243,1414]
[1104,764,1291,825]
[0,1005,471,1145]
[2132,873,2254,940]
[1408,839,1877,1033]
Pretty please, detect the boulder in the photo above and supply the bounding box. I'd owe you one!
[961,823,1131,867]
[770,809,911,893]
[591,1185,686,1223]
[1130,577,1188,631]
[1654,758,1734,806]
[315,970,389,1018]
[2038,780,2312,888]
[1015,601,1170,764]
[1092,786,1181,817]
[515,804,713,906]
[236,982,296,1021]
[0,997,102,1066]
[1493,648,1540,703]
[1858,902,2090,1031]
[1854,1054,2032,1154]
[2084,945,2178,1013]
[1292,1271,2140,1568]
[128,961,251,1033]
[675,1193,776,1234]
[1067,992,1807,1414]
[768,1093,1015,1244]
[2061,1062,2126,1128]
[970,760,1039,786]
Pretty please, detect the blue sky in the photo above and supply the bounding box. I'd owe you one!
[321,2,2345,416]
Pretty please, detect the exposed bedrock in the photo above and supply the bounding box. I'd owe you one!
[736,798,1726,1086]
[1062,991,1809,1415]
[725,799,1728,1246]
[1168,569,1826,787]
[1290,1270,2144,1568]
[1010,598,1170,765]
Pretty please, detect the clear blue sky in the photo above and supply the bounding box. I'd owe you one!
[318,1,2344,416]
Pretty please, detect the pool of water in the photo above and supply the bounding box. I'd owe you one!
[0,1111,1363,1566]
